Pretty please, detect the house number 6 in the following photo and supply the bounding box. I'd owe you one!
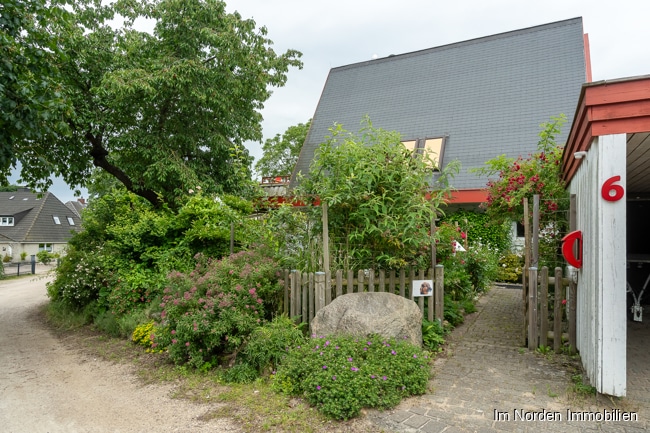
[601,175,624,202]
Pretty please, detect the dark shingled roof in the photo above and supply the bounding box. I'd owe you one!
[0,188,82,243]
[292,17,586,191]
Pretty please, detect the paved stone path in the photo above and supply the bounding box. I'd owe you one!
[369,287,650,433]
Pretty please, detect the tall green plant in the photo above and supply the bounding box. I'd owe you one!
[298,117,459,269]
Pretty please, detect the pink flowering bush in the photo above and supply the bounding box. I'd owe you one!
[153,246,283,368]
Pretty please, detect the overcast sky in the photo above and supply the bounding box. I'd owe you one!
[19,0,650,202]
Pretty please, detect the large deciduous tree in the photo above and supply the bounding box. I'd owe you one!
[255,119,310,178]
[2,0,302,208]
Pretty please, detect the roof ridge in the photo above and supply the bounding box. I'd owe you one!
[332,17,583,72]
[21,191,50,242]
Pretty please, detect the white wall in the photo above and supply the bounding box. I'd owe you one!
[569,134,627,396]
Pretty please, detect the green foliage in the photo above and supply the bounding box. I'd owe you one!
[444,296,465,327]
[441,209,510,252]
[497,253,523,282]
[47,189,261,315]
[36,250,54,264]
[476,115,569,268]
[273,334,430,420]
[2,254,11,263]
[20,251,27,261]
[261,203,322,271]
[422,319,447,352]
[0,0,73,174]
[46,247,109,309]
[299,117,459,270]
[5,0,302,207]
[0,262,4,279]
[152,247,283,368]
[223,315,305,383]
[256,120,311,177]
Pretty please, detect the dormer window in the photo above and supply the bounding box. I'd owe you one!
[0,217,14,226]
[402,136,446,170]
[53,216,61,224]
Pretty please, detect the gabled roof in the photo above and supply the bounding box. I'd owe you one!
[0,188,82,243]
[65,199,87,218]
[293,17,587,194]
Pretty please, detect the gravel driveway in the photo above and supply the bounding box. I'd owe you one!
[0,272,241,433]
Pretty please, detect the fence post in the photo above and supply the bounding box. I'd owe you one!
[290,270,299,320]
[283,269,289,315]
[427,268,434,322]
[379,270,386,293]
[336,270,343,298]
[322,202,330,273]
[569,280,577,355]
[417,269,425,316]
[540,267,549,348]
[325,270,332,306]
[523,198,530,346]
[435,265,444,323]
[315,272,325,316]
[368,269,375,293]
[554,267,563,353]
[399,269,406,298]
[528,267,538,350]
[357,270,364,292]
[302,272,308,325]
[308,272,315,323]
[347,270,354,294]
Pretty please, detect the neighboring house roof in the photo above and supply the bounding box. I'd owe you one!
[0,188,82,243]
[292,17,587,197]
[65,199,87,218]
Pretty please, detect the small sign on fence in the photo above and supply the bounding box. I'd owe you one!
[412,280,433,297]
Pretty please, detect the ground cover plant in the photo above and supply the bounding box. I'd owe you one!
[272,334,431,420]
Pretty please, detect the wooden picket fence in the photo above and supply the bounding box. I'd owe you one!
[280,266,445,326]
[524,266,576,352]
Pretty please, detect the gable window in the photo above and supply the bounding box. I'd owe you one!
[53,216,61,224]
[38,243,53,253]
[0,216,14,226]
[67,217,75,226]
[401,137,446,170]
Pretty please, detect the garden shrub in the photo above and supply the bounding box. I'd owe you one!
[224,315,305,382]
[36,250,54,264]
[497,253,523,283]
[153,247,283,369]
[444,296,465,327]
[422,319,447,352]
[272,334,430,420]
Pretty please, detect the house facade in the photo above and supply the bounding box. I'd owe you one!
[0,188,82,262]
[292,17,588,210]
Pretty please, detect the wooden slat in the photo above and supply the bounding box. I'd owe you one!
[379,270,385,292]
[435,265,444,323]
[336,270,343,298]
[358,270,365,293]
[368,269,375,293]
[308,272,315,323]
[554,267,563,353]
[389,270,396,294]
[302,272,314,322]
[347,270,354,294]
[528,267,538,350]
[427,268,434,322]
[399,269,406,298]
[540,267,549,348]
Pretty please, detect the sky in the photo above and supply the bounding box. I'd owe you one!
[12,0,650,203]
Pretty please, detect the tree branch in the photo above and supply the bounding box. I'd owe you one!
[86,132,162,208]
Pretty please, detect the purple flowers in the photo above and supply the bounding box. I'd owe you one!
[391,350,396,355]
[316,385,321,390]
[322,365,328,369]
[347,357,353,362]
[382,376,387,381]
[332,376,337,380]
[351,367,358,372]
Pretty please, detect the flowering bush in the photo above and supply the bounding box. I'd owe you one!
[46,247,109,309]
[153,247,283,368]
[497,253,523,282]
[272,334,430,420]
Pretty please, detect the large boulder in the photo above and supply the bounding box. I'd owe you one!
[310,292,422,347]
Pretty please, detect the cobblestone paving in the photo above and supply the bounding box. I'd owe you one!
[369,287,650,433]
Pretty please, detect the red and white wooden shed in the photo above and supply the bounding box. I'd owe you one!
[562,75,650,396]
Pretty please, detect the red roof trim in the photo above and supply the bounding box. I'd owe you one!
[562,76,650,184]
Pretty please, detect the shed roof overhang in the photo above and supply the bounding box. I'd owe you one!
[562,75,650,185]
